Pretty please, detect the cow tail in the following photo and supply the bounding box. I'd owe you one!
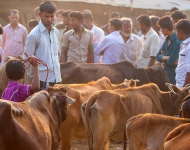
[85,94,97,150]
[123,124,127,150]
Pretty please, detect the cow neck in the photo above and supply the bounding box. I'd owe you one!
[49,97,60,149]
[52,98,61,128]
[135,68,151,84]
[160,91,174,116]
[168,91,174,116]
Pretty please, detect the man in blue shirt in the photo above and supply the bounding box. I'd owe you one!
[157,16,181,84]
[94,18,124,64]
[24,1,61,89]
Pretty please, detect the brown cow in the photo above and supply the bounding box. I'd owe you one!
[163,123,190,150]
[51,77,137,150]
[0,89,75,150]
[82,83,190,150]
[60,61,170,91]
[124,113,190,150]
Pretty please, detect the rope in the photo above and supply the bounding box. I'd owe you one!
[144,69,150,83]
[22,52,49,89]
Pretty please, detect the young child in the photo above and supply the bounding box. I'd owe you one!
[1,56,40,102]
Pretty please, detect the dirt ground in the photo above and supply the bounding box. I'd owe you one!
[58,139,123,150]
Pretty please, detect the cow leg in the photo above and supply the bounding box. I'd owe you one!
[60,125,74,150]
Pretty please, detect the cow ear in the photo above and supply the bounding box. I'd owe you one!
[55,95,75,105]
[129,79,136,87]
[54,95,75,123]
[17,55,23,60]
[60,86,67,93]
[146,67,154,72]
[165,83,180,94]
[46,87,54,92]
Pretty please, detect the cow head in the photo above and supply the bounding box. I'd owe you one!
[146,64,170,91]
[165,83,190,116]
[47,86,75,123]
[123,79,139,87]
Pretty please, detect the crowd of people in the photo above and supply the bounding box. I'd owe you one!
[0,1,189,102]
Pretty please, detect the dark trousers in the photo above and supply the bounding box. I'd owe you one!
[40,80,61,90]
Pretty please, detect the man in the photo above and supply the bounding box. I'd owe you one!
[156,16,181,84]
[57,10,71,58]
[34,7,40,22]
[150,15,165,49]
[175,19,190,88]
[171,10,187,25]
[60,11,94,63]
[170,7,179,14]
[94,18,124,64]
[24,1,61,89]
[2,9,28,61]
[27,19,39,33]
[101,11,120,35]
[136,14,160,68]
[55,9,64,26]
[83,12,105,63]
[119,17,142,67]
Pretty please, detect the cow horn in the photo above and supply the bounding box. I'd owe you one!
[185,84,190,90]
[124,79,140,82]
[165,83,177,94]
[66,97,76,105]
[165,83,172,91]
[134,79,140,82]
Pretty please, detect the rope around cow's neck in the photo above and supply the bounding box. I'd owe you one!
[22,53,49,89]
[144,69,150,83]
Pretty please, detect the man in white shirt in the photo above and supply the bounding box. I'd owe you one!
[175,19,190,88]
[136,14,160,68]
[120,17,143,67]
[94,18,124,64]
[83,12,105,63]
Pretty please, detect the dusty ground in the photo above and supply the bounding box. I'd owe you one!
[58,139,123,150]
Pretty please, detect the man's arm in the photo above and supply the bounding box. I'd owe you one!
[60,46,68,63]
[183,48,190,87]
[60,33,69,63]
[148,35,160,67]
[88,45,94,63]
[23,28,28,47]
[147,56,157,67]
[24,34,37,78]
[94,37,108,56]
[183,72,190,87]
[1,31,5,49]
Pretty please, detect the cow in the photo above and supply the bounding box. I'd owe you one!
[163,123,190,150]
[0,89,75,150]
[123,113,190,150]
[81,83,190,150]
[180,95,190,118]
[0,57,9,96]
[60,61,170,91]
[50,77,138,150]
